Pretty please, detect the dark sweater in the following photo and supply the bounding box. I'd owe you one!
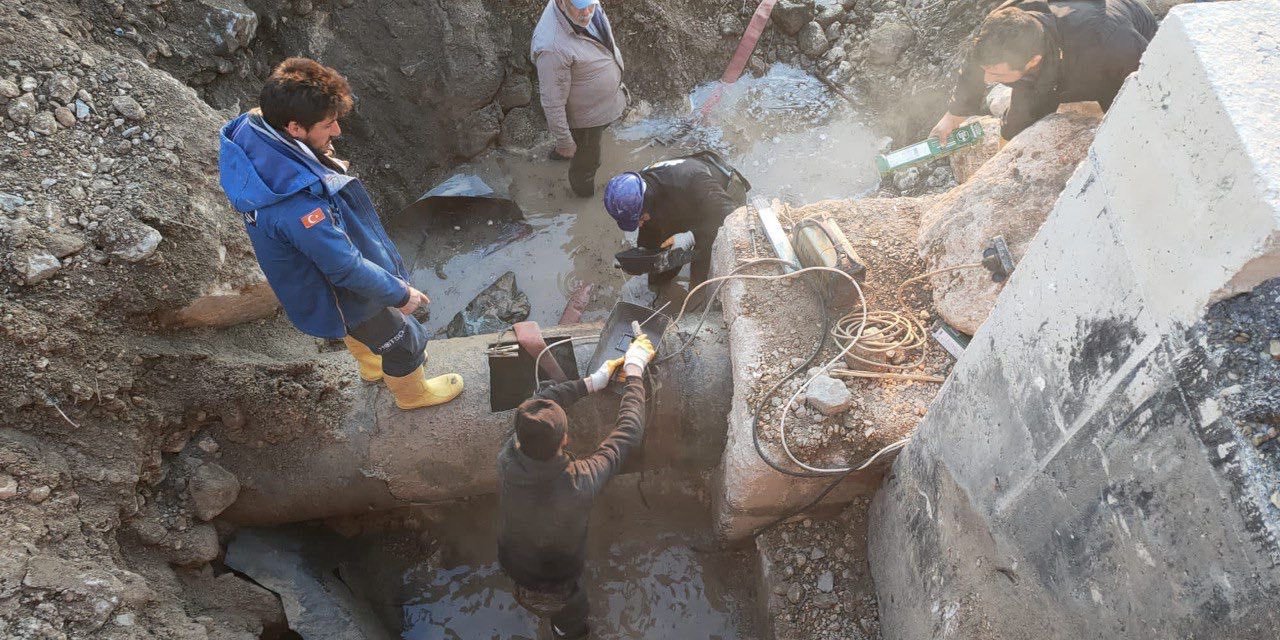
[496,376,647,588]
[636,156,741,281]
[948,0,1157,138]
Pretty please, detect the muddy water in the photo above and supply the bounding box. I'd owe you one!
[389,63,882,336]
[401,475,761,639]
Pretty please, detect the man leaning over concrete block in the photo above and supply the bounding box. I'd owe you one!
[217,57,463,410]
[931,0,1156,143]
[532,0,627,198]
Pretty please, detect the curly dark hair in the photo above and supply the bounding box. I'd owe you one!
[259,57,354,130]
[972,7,1045,68]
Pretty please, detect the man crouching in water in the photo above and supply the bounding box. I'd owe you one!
[497,332,656,639]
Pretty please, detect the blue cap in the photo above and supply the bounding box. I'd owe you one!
[569,0,598,8]
[604,172,646,232]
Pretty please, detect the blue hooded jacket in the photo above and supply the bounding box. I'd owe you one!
[218,112,410,339]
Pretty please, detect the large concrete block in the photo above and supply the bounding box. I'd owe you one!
[870,3,1280,638]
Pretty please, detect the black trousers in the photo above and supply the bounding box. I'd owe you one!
[513,580,590,639]
[568,124,607,198]
[345,308,428,377]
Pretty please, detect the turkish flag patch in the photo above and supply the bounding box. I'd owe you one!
[300,208,326,229]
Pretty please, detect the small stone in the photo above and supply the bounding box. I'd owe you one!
[866,21,916,65]
[20,251,62,284]
[189,462,240,521]
[1270,490,1280,510]
[786,581,804,605]
[1269,339,1280,358]
[894,166,921,191]
[196,436,220,454]
[27,485,51,503]
[0,474,17,500]
[0,78,19,98]
[54,106,76,128]
[810,547,826,560]
[7,92,37,125]
[111,95,146,121]
[46,232,86,258]
[46,73,79,104]
[101,220,162,262]
[20,76,37,92]
[30,110,58,135]
[74,99,91,120]
[0,192,24,212]
[798,22,830,58]
[817,570,834,592]
[806,375,854,416]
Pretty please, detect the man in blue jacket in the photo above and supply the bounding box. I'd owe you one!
[218,57,463,410]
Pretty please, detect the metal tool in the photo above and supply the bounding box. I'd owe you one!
[753,196,798,271]
[982,235,1016,282]
[792,217,866,307]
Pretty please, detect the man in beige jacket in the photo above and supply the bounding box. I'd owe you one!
[531,0,626,198]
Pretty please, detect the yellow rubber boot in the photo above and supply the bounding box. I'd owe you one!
[343,335,383,382]
[383,366,464,410]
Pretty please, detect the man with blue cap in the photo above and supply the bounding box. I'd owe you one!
[604,151,750,287]
[531,0,626,198]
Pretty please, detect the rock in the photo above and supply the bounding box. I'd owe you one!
[20,76,37,92]
[161,278,279,328]
[0,77,19,99]
[189,462,241,521]
[499,106,541,149]
[806,375,853,415]
[29,110,57,135]
[46,231,86,258]
[19,250,62,284]
[985,83,1013,120]
[787,581,804,604]
[817,570,834,592]
[825,21,842,42]
[99,219,162,262]
[45,73,78,104]
[27,485,51,503]
[815,3,843,25]
[0,474,16,500]
[811,591,839,608]
[497,73,533,111]
[893,166,920,192]
[111,95,146,121]
[74,99,91,120]
[772,0,814,36]
[866,21,915,65]
[919,104,1102,334]
[798,22,830,58]
[204,0,260,54]
[7,92,37,125]
[0,192,24,212]
[167,523,221,566]
[948,115,1002,184]
[454,102,501,159]
[53,106,76,128]
[447,271,530,337]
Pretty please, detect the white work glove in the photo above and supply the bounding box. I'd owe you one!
[660,231,696,252]
[622,333,656,375]
[584,357,624,393]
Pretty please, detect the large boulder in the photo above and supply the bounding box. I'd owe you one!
[918,103,1103,335]
[947,115,1002,184]
[771,0,814,36]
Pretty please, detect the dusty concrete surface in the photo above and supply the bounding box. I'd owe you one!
[710,196,952,542]
[870,4,1280,638]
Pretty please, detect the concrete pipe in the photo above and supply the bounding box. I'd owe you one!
[213,320,731,526]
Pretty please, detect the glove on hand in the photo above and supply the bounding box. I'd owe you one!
[660,231,696,252]
[623,334,656,373]
[585,357,624,393]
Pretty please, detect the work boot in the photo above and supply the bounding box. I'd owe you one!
[383,366,463,410]
[343,335,383,382]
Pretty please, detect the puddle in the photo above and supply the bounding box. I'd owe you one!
[401,476,761,640]
[390,63,881,336]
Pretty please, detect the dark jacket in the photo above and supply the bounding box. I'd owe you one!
[218,112,410,339]
[636,156,742,280]
[948,0,1157,138]
[497,376,647,588]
